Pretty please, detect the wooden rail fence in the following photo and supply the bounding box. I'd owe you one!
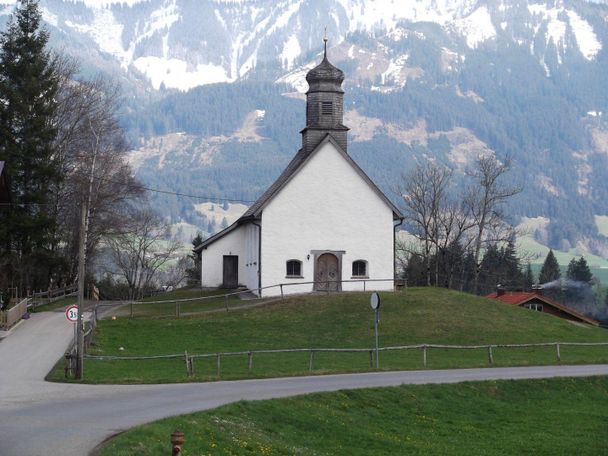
[30,285,78,309]
[0,297,29,329]
[82,341,608,378]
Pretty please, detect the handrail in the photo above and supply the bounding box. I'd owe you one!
[133,278,404,305]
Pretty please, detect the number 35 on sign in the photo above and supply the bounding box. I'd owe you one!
[65,305,78,322]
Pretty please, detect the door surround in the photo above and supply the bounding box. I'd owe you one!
[311,250,344,291]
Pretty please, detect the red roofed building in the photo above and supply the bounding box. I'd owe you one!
[486,288,599,326]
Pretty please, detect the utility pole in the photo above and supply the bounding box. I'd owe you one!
[76,201,86,379]
[76,120,100,379]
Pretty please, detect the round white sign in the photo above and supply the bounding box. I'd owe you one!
[65,305,78,322]
[370,292,380,310]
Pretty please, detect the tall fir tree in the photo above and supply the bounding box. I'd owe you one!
[566,257,593,284]
[538,249,561,284]
[524,262,534,289]
[0,0,60,290]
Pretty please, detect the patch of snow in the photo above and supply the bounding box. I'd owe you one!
[276,62,315,93]
[387,26,409,41]
[567,10,602,60]
[65,9,131,68]
[69,0,149,8]
[537,174,561,196]
[39,6,59,27]
[381,54,409,87]
[453,6,496,49]
[280,34,301,70]
[133,57,234,91]
[528,4,601,62]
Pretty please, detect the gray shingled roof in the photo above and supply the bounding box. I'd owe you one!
[195,135,403,252]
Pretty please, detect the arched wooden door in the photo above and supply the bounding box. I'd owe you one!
[315,253,340,291]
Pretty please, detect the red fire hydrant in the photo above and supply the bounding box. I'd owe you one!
[171,429,185,456]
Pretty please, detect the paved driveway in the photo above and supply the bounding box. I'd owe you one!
[1,312,607,456]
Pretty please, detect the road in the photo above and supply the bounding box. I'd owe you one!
[1,311,608,456]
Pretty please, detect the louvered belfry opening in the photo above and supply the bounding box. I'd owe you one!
[301,43,349,153]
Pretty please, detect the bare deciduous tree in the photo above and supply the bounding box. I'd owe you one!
[106,207,182,300]
[398,161,452,286]
[50,66,143,284]
[465,155,522,294]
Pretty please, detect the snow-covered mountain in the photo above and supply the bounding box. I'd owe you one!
[1,0,606,91]
[2,0,608,257]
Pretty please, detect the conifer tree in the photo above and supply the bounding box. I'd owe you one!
[566,257,593,284]
[0,0,60,290]
[538,249,560,284]
[524,262,534,289]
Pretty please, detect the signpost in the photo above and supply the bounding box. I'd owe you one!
[370,292,380,369]
[66,305,78,354]
[65,305,78,322]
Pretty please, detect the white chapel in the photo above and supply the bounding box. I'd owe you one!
[195,43,403,297]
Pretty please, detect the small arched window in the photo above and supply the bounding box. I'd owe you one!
[352,260,367,277]
[286,259,302,278]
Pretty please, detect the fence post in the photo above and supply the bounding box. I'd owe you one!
[363,280,366,292]
[248,351,253,372]
[309,350,315,372]
[280,284,284,299]
[184,351,190,376]
[556,343,561,362]
[225,295,228,312]
[488,346,494,365]
[216,354,221,377]
[369,350,374,368]
[130,301,134,319]
[422,345,427,367]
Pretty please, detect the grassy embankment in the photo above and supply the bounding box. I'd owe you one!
[47,287,608,384]
[31,296,77,312]
[98,376,608,455]
[114,288,248,319]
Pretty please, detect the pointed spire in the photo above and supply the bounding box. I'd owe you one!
[323,27,328,59]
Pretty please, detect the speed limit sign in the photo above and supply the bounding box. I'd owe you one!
[65,305,78,322]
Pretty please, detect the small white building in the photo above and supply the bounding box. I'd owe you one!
[195,44,403,297]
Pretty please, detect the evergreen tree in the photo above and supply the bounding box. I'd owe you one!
[538,250,560,284]
[566,257,593,284]
[0,0,60,290]
[501,239,522,287]
[524,262,534,290]
[186,233,203,285]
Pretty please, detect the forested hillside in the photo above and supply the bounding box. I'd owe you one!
[1,0,607,258]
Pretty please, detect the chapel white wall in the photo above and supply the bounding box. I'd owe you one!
[260,141,395,297]
[200,223,259,291]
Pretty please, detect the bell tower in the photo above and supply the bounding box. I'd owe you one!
[301,37,349,153]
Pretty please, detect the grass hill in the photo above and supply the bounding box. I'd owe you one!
[98,376,608,456]
[48,288,608,384]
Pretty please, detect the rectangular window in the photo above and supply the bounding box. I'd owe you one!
[286,260,302,277]
[352,260,367,277]
[321,101,333,116]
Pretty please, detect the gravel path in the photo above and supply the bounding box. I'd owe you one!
[1,311,607,456]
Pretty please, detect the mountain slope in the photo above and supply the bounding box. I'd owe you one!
[1,0,607,257]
